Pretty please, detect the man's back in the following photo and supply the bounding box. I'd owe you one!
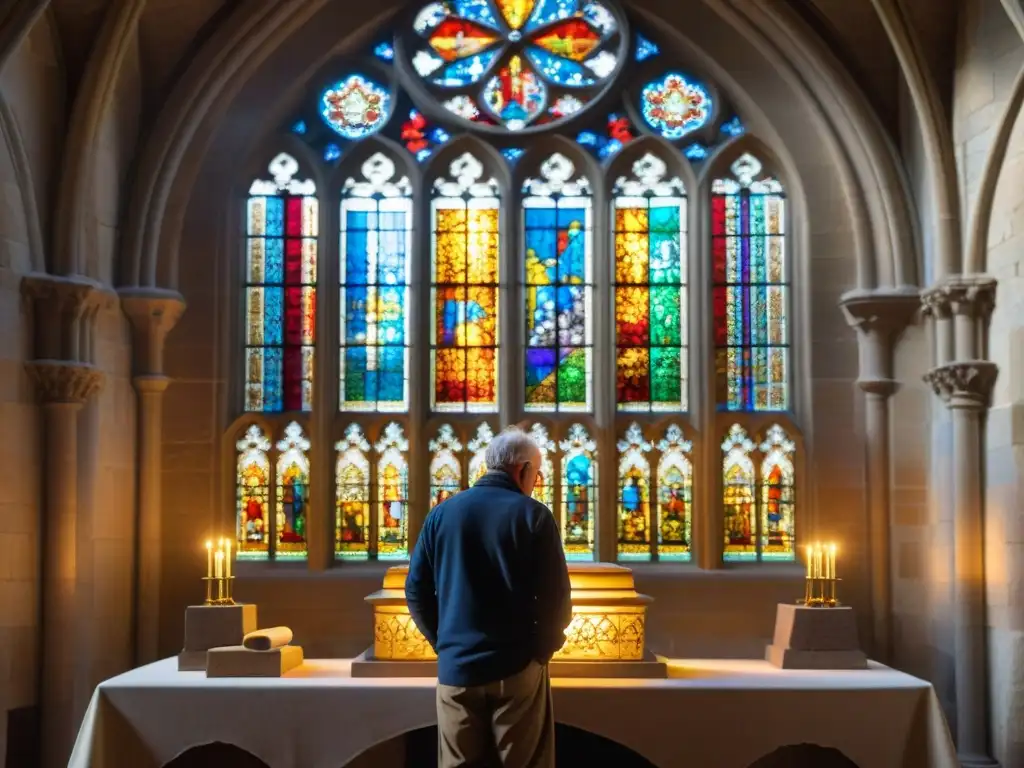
[406,471,571,688]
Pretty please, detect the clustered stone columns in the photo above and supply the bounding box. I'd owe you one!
[922,276,1000,768]
[840,288,920,663]
[119,288,186,665]
[21,274,107,768]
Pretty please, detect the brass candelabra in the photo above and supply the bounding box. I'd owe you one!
[801,542,840,608]
[204,538,236,606]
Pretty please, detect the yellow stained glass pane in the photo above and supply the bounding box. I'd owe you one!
[496,0,535,29]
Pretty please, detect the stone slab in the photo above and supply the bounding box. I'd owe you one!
[205,645,304,678]
[765,645,868,670]
[350,649,668,679]
[182,603,258,653]
[771,603,861,651]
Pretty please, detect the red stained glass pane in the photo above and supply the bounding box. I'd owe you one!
[285,287,304,346]
[534,20,602,62]
[285,198,303,236]
[429,19,500,61]
[283,347,303,411]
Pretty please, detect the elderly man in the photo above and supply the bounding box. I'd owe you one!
[406,427,572,768]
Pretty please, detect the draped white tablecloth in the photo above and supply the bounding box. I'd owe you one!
[68,657,957,768]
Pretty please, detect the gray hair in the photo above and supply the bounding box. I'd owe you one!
[484,428,540,473]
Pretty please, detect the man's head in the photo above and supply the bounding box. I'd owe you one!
[484,428,543,496]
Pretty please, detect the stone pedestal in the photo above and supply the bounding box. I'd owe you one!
[206,645,304,678]
[178,604,258,671]
[353,563,666,679]
[765,604,867,670]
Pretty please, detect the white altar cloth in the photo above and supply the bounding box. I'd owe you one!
[68,657,957,768]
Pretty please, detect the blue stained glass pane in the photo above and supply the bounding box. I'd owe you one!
[432,51,498,86]
[265,239,285,284]
[324,144,342,163]
[525,0,578,31]
[526,348,557,386]
[265,197,285,237]
[721,116,746,137]
[452,0,500,28]
[264,287,284,346]
[378,287,406,344]
[374,42,395,60]
[344,288,368,343]
[685,143,708,161]
[430,127,451,144]
[416,149,433,163]
[576,131,599,148]
[526,47,595,87]
[344,347,368,401]
[502,148,525,165]
[378,347,406,401]
[599,138,622,161]
[291,120,308,135]
[263,348,283,412]
[635,34,659,62]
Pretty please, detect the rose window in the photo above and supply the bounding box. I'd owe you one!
[401,0,628,133]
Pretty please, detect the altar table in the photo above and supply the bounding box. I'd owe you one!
[68,657,957,768]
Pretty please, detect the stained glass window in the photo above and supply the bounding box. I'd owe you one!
[340,153,413,412]
[406,0,624,132]
[712,152,788,411]
[335,424,372,560]
[559,423,598,560]
[245,154,317,412]
[236,425,271,561]
[321,75,392,139]
[468,422,495,483]
[612,152,687,411]
[429,424,465,507]
[640,73,712,140]
[722,424,756,561]
[275,422,311,559]
[616,423,652,562]
[656,424,692,562]
[529,423,556,509]
[759,424,795,561]
[523,153,593,411]
[431,152,501,412]
[375,422,410,559]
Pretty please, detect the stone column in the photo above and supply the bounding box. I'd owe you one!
[120,290,186,665]
[840,290,919,662]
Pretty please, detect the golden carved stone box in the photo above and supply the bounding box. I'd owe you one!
[353,563,666,679]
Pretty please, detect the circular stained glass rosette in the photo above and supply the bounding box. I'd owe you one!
[321,74,392,140]
[404,0,628,132]
[639,72,712,141]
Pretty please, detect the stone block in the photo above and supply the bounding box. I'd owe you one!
[179,604,258,671]
[206,644,304,678]
[765,604,867,670]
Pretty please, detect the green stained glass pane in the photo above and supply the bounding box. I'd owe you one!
[649,286,681,346]
[650,347,681,404]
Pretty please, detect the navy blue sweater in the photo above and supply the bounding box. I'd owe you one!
[405,471,572,687]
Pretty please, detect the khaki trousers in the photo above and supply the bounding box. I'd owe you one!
[436,661,555,768]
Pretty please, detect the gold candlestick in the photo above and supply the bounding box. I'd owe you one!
[799,542,841,608]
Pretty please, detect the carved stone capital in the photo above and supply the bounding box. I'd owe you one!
[840,289,920,384]
[20,273,112,362]
[920,275,997,321]
[858,378,899,398]
[26,360,104,405]
[923,362,998,410]
[119,288,186,376]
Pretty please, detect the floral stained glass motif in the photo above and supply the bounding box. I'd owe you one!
[640,73,712,140]
[431,152,501,412]
[656,424,692,562]
[523,153,593,412]
[429,424,465,507]
[321,75,391,140]
[407,0,621,131]
[759,424,795,560]
[401,110,450,163]
[616,423,652,562]
[245,154,317,413]
[613,152,687,411]
[275,422,311,559]
[711,153,788,411]
[236,425,272,561]
[468,422,495,484]
[376,422,410,559]
[577,112,635,162]
[560,423,598,560]
[635,33,658,62]
[335,424,372,560]
[722,424,756,561]
[529,423,556,509]
[340,153,413,412]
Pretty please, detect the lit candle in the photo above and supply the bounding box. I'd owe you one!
[815,544,823,579]
[205,540,213,579]
[830,544,837,580]
[805,545,813,579]
[215,550,224,580]
[224,538,232,580]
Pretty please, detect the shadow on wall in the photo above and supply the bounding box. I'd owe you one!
[161,736,861,767]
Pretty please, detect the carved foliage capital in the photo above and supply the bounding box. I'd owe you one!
[119,290,187,376]
[923,362,998,409]
[920,275,997,321]
[840,291,920,340]
[20,274,110,361]
[26,361,104,405]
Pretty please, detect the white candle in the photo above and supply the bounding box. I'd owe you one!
[805,545,813,579]
[205,540,213,579]
[830,544,837,580]
[215,551,224,580]
[224,538,232,579]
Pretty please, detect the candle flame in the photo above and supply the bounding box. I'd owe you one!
[206,540,212,550]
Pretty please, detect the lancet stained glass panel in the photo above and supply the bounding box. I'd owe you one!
[245,154,317,413]
[559,423,598,561]
[429,424,465,507]
[722,424,756,561]
[336,425,372,560]
[340,153,413,412]
[612,152,687,411]
[616,423,652,562]
[236,425,271,561]
[431,152,501,412]
[759,424,796,561]
[529,423,556,509]
[523,153,593,412]
[275,422,311,559]
[376,422,410,559]
[468,422,495,484]
[656,424,692,562]
[711,153,788,411]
